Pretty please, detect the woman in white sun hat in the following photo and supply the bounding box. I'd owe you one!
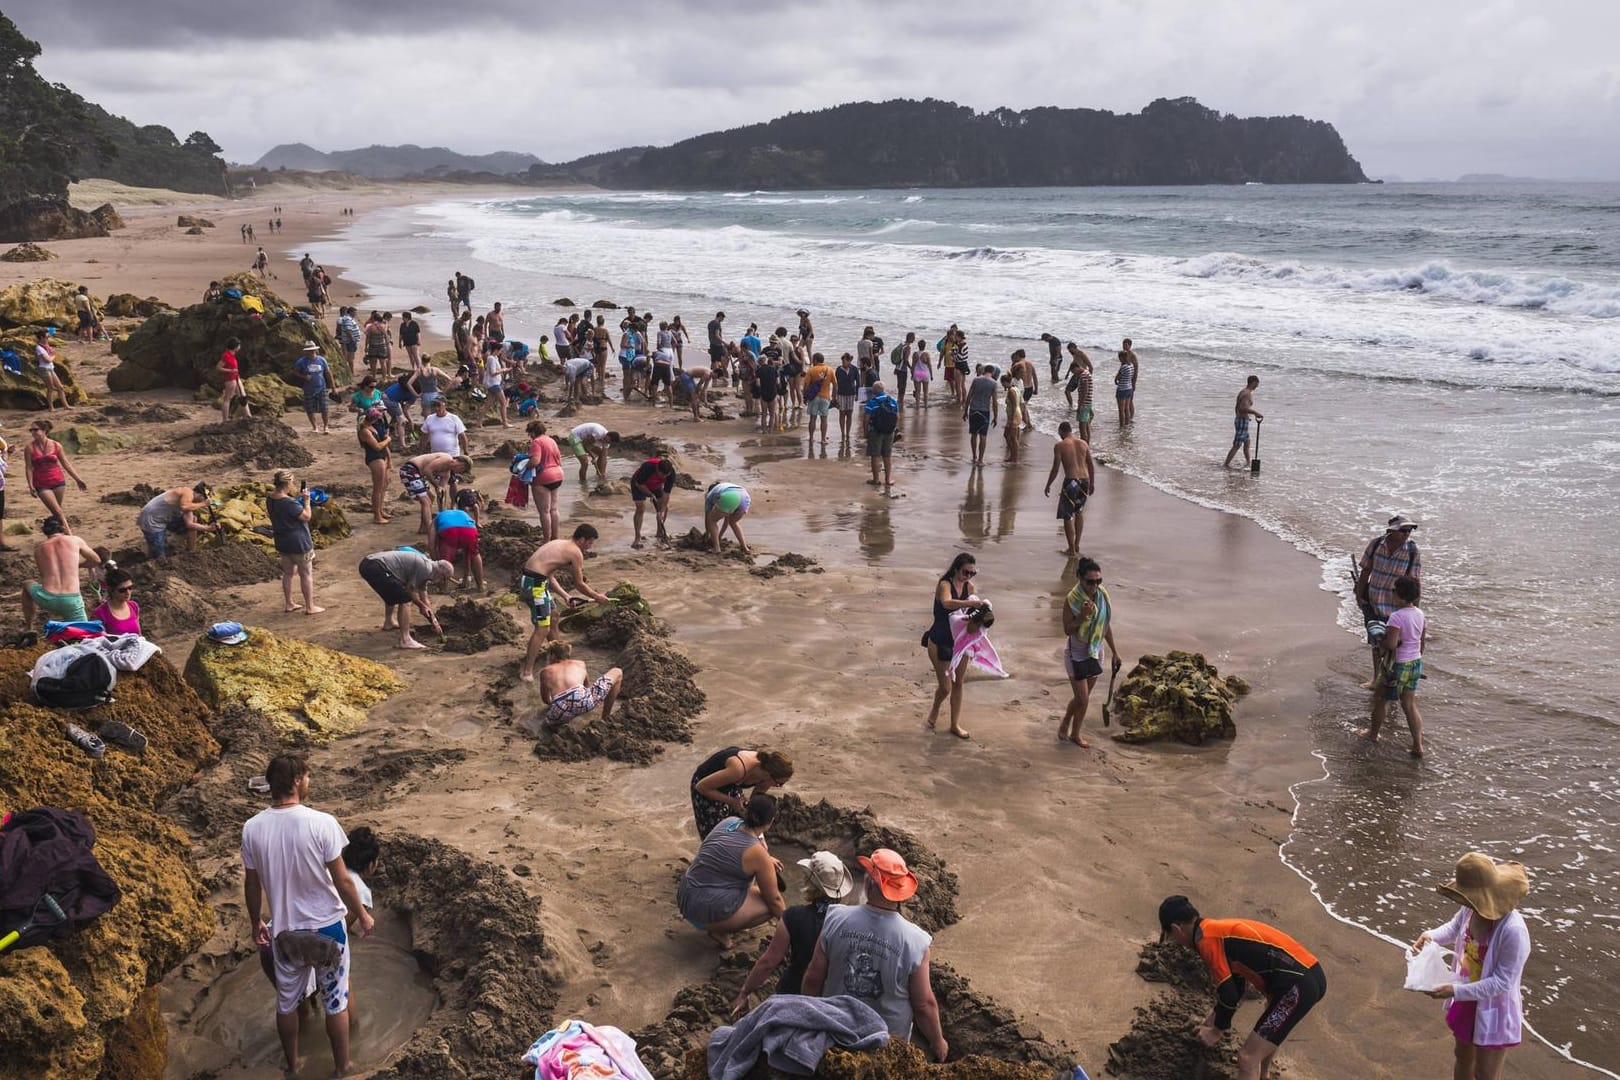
[728,850,854,1015]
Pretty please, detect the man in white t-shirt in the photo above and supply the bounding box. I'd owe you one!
[419,396,469,456]
[242,754,373,1078]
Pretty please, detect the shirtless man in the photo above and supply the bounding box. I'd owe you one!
[536,640,622,730]
[400,452,473,534]
[1223,376,1264,469]
[517,524,614,681]
[22,517,99,625]
[680,366,713,421]
[1044,421,1095,557]
[1008,350,1040,432]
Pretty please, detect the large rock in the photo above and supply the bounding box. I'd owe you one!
[0,196,108,244]
[89,204,125,232]
[101,294,172,319]
[193,372,296,417]
[57,425,130,455]
[0,348,89,410]
[199,481,350,549]
[175,215,214,229]
[1109,650,1250,745]
[108,273,348,393]
[183,626,402,742]
[0,649,219,1080]
[0,278,87,329]
[0,242,57,262]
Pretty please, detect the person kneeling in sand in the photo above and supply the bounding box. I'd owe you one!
[536,641,622,730]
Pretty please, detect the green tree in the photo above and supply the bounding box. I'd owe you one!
[0,12,111,209]
[184,130,222,155]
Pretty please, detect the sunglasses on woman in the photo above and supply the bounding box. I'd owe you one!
[1083,577,1103,586]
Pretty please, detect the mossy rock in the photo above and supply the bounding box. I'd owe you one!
[1110,650,1247,746]
[0,277,87,328]
[194,373,297,417]
[175,215,215,228]
[0,242,57,262]
[553,582,651,634]
[203,481,350,549]
[58,424,131,455]
[591,299,617,309]
[183,626,402,742]
[552,297,576,306]
[109,272,348,393]
[0,353,89,410]
[102,293,172,318]
[4,520,32,536]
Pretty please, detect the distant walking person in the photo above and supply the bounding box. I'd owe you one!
[1114,341,1139,425]
[1224,376,1264,468]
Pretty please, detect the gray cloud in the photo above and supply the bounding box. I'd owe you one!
[12,0,1620,179]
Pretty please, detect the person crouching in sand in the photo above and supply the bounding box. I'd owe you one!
[357,548,451,650]
[536,641,622,730]
[676,793,786,949]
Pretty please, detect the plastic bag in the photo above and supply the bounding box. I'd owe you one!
[1404,941,1453,991]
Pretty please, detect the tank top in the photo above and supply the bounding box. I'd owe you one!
[420,369,440,395]
[28,441,65,489]
[682,818,761,893]
[529,435,564,485]
[930,578,965,645]
[692,746,743,785]
[92,601,142,636]
[780,900,833,994]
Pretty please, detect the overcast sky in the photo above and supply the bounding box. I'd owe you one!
[14,0,1620,180]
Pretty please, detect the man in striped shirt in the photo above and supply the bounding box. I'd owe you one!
[1356,515,1421,682]
[1065,343,1094,443]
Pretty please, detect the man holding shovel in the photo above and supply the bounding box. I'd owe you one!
[1059,557,1121,748]
[1224,376,1264,470]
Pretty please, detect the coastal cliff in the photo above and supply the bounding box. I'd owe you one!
[551,97,1369,189]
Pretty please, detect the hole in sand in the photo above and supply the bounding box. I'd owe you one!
[168,911,436,1079]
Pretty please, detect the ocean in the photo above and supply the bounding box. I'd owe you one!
[313,182,1620,1072]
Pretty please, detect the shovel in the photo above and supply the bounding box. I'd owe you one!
[1250,417,1262,475]
[1101,655,1122,726]
[0,894,66,954]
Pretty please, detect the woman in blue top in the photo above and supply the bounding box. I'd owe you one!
[923,552,981,739]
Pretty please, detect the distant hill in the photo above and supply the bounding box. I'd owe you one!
[545,97,1369,189]
[255,143,543,179]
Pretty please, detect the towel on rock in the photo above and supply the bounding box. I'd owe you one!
[707,994,889,1080]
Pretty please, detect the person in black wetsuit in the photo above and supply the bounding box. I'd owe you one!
[729,850,854,1015]
[922,551,982,740]
[690,746,794,839]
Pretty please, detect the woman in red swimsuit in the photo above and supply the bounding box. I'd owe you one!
[22,420,88,533]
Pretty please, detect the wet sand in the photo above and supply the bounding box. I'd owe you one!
[0,185,1590,1079]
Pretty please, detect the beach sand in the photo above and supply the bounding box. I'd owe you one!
[0,184,1589,1079]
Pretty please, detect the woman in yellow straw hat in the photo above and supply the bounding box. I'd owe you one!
[1411,852,1531,1080]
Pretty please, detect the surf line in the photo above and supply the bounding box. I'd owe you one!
[1277,750,1620,1080]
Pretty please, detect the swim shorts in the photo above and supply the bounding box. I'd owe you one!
[1233,415,1251,445]
[303,389,329,414]
[543,674,615,729]
[358,556,412,606]
[1022,385,1034,402]
[1057,477,1089,520]
[273,920,350,1016]
[968,410,990,436]
[1253,964,1326,1046]
[1064,640,1103,681]
[867,431,895,458]
[1380,658,1422,700]
[399,463,430,499]
[26,582,87,622]
[1078,404,1094,425]
[806,398,830,417]
[518,571,553,626]
[1364,617,1387,646]
[437,525,478,562]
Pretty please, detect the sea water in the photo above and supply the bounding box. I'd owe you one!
[314,182,1620,1072]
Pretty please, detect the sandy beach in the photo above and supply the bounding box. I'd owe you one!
[0,183,1594,1080]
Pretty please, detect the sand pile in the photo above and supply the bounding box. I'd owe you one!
[751,552,823,579]
[183,626,403,742]
[1105,942,1237,1080]
[0,648,219,1080]
[332,747,470,809]
[616,433,678,460]
[184,415,313,469]
[98,482,162,508]
[163,703,287,857]
[477,516,543,578]
[0,242,57,262]
[120,540,279,592]
[95,400,189,423]
[676,526,755,563]
[130,575,213,639]
[1109,651,1250,746]
[433,597,523,654]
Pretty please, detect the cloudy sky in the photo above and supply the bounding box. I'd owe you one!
[14,0,1620,180]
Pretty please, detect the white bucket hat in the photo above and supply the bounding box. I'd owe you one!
[796,851,854,899]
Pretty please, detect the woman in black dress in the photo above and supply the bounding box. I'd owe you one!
[690,746,793,839]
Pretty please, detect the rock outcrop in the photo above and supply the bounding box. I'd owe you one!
[1109,651,1249,745]
[108,273,348,393]
[0,278,89,329]
[0,348,88,410]
[57,425,130,455]
[175,215,214,228]
[200,481,351,548]
[0,197,108,244]
[0,648,219,1080]
[183,626,402,742]
[0,242,57,262]
[101,294,172,318]
[88,204,125,232]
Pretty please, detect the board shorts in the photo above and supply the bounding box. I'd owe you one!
[836,394,856,414]
[806,398,830,417]
[359,556,413,606]
[518,571,553,626]
[1233,415,1251,445]
[1380,657,1422,700]
[1078,404,1094,425]
[867,431,895,458]
[543,674,615,729]
[1064,639,1103,681]
[77,312,94,332]
[651,365,673,389]
[272,921,350,1017]
[399,463,430,500]
[1058,477,1089,520]
[1364,616,1388,646]
[303,389,329,414]
[968,410,990,436]
[1022,385,1034,402]
[26,582,87,622]
[1253,964,1326,1046]
[567,435,587,458]
[709,344,726,363]
[437,525,478,561]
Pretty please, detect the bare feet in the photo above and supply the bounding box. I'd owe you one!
[398,637,426,650]
[1358,727,1378,742]
[380,620,396,631]
[925,714,938,731]
[706,929,735,949]
[304,606,325,615]
[631,540,645,550]
[1409,744,1424,757]
[1069,735,1091,748]
[519,670,534,683]
[950,727,971,740]
[285,604,303,613]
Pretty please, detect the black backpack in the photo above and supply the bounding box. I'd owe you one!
[0,808,121,952]
[33,653,116,710]
[869,396,898,434]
